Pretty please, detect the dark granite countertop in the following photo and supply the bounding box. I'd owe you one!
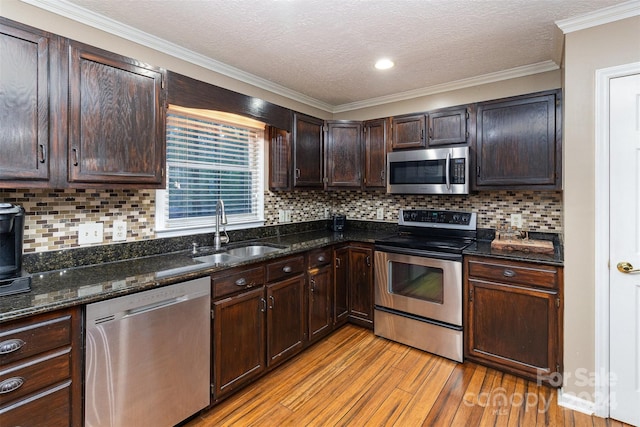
[1,222,563,323]
[0,229,387,323]
[464,239,564,266]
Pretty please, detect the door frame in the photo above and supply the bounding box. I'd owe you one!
[594,61,640,418]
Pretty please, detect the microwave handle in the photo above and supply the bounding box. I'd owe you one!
[445,152,451,190]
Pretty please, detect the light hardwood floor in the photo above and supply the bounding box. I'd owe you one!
[184,325,631,427]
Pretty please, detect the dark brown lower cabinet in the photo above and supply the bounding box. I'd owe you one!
[0,307,82,426]
[213,287,266,399]
[266,275,305,367]
[333,246,350,325]
[308,264,333,343]
[464,256,563,386]
[348,244,374,327]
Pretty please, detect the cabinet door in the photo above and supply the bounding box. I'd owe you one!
[333,247,350,325]
[466,279,559,384]
[325,121,362,189]
[68,41,165,187]
[213,287,266,399]
[428,106,468,146]
[268,126,291,191]
[475,91,561,189]
[266,275,305,367]
[0,20,53,184]
[292,113,324,188]
[308,265,332,342]
[391,114,426,150]
[348,245,374,327]
[363,118,387,189]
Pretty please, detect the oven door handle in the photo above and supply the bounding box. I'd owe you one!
[374,245,463,262]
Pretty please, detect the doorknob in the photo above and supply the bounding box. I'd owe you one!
[617,262,640,273]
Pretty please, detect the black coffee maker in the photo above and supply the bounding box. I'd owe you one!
[0,203,31,295]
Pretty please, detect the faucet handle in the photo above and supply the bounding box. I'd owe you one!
[192,242,198,254]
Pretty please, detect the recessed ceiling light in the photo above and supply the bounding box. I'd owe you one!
[375,58,394,70]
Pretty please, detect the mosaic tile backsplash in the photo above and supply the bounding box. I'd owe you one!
[1,189,562,253]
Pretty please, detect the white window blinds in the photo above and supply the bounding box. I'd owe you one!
[156,107,264,234]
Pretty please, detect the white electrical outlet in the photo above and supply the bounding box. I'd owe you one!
[284,210,292,222]
[376,207,384,220]
[78,222,103,245]
[510,214,523,228]
[324,208,330,219]
[113,220,127,241]
[278,210,285,223]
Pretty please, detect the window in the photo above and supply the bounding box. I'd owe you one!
[156,106,265,236]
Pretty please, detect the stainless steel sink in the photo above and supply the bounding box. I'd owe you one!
[226,245,282,258]
[193,243,286,265]
[193,252,238,265]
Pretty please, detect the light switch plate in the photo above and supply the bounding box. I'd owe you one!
[510,214,523,228]
[78,222,103,245]
[376,207,384,220]
[113,220,127,241]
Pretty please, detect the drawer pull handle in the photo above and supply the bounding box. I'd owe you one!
[503,269,516,277]
[235,278,247,286]
[317,256,326,263]
[282,266,292,273]
[0,377,24,394]
[0,339,25,355]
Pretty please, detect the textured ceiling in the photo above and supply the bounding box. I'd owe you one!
[60,0,627,109]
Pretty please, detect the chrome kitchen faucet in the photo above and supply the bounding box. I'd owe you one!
[214,199,229,250]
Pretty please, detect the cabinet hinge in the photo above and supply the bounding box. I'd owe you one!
[211,309,214,320]
[469,288,473,302]
[211,384,215,396]
[556,363,561,373]
[161,76,165,89]
[465,111,470,119]
[556,297,560,309]
[322,125,328,132]
[477,166,481,177]
[161,167,165,178]
[465,131,469,138]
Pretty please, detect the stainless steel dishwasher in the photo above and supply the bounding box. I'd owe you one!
[85,277,211,427]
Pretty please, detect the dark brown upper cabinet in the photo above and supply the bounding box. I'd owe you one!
[268,126,291,191]
[475,90,562,190]
[292,113,324,188]
[427,105,470,146]
[0,19,61,187]
[363,118,388,189]
[391,113,426,150]
[325,121,363,189]
[68,41,166,188]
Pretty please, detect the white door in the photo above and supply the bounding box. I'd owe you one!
[610,72,640,426]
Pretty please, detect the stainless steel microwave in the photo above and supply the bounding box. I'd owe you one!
[386,146,469,194]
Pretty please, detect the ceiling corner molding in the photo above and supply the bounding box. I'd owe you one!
[556,0,640,34]
[19,0,334,113]
[332,61,559,113]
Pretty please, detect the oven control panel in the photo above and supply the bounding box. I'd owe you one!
[399,209,477,229]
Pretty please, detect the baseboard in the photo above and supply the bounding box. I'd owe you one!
[558,388,596,415]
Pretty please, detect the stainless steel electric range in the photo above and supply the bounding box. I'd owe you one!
[374,209,477,362]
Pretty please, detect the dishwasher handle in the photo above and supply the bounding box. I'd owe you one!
[125,295,188,317]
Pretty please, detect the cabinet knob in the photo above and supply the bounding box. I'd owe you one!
[38,144,46,163]
[72,148,79,166]
[317,256,326,263]
[0,339,25,355]
[235,278,247,286]
[282,265,292,273]
[503,269,516,277]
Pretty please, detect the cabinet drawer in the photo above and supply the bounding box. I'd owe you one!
[212,266,264,299]
[266,256,305,282]
[0,313,72,365]
[307,248,332,269]
[0,348,71,406]
[467,257,559,289]
[0,380,71,427]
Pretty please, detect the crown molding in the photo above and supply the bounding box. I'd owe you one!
[332,61,560,113]
[556,0,640,34]
[19,0,334,112]
[20,0,564,115]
